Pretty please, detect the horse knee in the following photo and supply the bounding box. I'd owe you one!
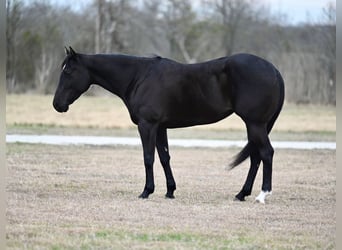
[144,154,154,167]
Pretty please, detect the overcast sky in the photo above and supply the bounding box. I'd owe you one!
[262,0,335,24]
[42,0,335,25]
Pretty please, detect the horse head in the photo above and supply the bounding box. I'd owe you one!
[53,47,91,112]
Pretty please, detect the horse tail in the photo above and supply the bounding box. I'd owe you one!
[229,69,285,169]
[229,142,253,168]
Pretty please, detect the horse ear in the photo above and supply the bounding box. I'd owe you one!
[69,46,77,56]
[64,46,70,55]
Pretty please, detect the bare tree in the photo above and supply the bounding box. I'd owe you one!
[95,0,103,53]
[321,2,336,104]
[94,0,131,53]
[213,0,251,55]
[34,46,56,93]
[134,0,167,55]
[6,0,21,92]
[25,1,63,94]
[5,0,336,104]
[163,0,212,63]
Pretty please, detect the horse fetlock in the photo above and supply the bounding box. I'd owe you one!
[165,185,176,199]
[139,185,155,199]
[165,192,175,199]
[235,189,250,201]
[167,183,176,191]
[255,190,272,204]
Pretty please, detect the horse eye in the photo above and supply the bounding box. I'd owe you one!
[62,64,72,74]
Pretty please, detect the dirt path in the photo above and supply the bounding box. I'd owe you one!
[6,144,336,249]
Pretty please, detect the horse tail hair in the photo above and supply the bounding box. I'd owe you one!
[229,69,285,170]
[229,142,252,168]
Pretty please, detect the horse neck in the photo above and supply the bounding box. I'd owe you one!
[81,54,153,99]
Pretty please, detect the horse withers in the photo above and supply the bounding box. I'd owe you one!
[53,47,284,203]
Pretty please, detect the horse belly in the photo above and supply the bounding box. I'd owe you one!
[164,110,233,128]
[163,74,233,127]
[163,96,233,128]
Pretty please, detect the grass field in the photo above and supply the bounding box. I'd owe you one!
[6,94,336,141]
[6,144,335,249]
[6,94,336,249]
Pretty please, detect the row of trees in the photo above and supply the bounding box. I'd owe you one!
[6,0,336,104]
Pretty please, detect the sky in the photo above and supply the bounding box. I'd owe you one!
[262,0,335,24]
[44,0,335,25]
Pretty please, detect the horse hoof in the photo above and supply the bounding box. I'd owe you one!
[165,193,175,199]
[138,192,150,199]
[255,190,272,204]
[234,195,245,201]
[235,192,247,201]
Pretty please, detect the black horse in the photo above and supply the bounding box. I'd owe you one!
[53,47,284,203]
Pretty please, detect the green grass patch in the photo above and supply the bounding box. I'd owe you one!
[7,227,331,250]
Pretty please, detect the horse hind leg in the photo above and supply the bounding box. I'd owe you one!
[235,146,261,201]
[156,127,176,198]
[245,122,274,204]
[255,141,274,204]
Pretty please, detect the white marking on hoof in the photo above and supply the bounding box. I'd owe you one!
[255,191,272,204]
[62,64,66,71]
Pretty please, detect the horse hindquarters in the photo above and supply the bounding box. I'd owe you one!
[229,55,284,203]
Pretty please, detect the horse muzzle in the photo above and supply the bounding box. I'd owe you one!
[53,100,69,113]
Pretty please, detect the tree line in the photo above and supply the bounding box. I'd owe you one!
[6,0,336,104]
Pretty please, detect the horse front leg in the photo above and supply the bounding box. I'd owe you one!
[156,127,176,198]
[138,120,158,198]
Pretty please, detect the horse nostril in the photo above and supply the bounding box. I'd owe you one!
[63,106,69,112]
[53,100,68,113]
[53,101,58,111]
[53,100,61,111]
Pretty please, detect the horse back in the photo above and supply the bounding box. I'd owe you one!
[130,57,234,127]
[127,54,282,128]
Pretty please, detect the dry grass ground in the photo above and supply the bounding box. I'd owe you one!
[6,94,336,133]
[6,94,336,248]
[6,143,335,249]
